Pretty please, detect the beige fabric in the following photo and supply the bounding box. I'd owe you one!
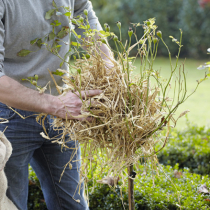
[0,132,18,210]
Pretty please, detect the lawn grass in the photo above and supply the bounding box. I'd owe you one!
[133,57,210,130]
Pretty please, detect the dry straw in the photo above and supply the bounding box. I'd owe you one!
[35,16,205,190]
[43,49,171,185]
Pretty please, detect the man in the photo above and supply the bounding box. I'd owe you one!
[0,0,112,209]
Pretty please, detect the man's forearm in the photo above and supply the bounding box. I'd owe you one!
[0,75,101,120]
[0,75,56,114]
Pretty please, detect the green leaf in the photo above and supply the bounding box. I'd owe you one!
[129,83,135,87]
[36,39,43,48]
[64,12,71,17]
[99,30,110,37]
[72,30,81,39]
[30,38,38,45]
[206,62,210,65]
[52,0,57,8]
[54,20,61,26]
[45,9,55,20]
[65,49,75,58]
[17,49,32,57]
[79,25,89,30]
[59,60,64,68]
[52,69,64,76]
[60,50,75,68]
[49,32,55,41]
[57,26,69,39]
[70,41,81,47]
[51,41,61,53]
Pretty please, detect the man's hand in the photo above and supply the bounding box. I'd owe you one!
[50,89,102,120]
[0,76,102,121]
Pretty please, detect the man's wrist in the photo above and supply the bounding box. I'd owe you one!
[42,94,59,116]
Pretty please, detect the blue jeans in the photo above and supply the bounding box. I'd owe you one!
[0,102,88,210]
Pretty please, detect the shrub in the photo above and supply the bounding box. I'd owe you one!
[157,123,210,175]
[28,162,210,210]
[89,163,210,210]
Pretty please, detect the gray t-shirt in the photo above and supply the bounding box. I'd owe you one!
[0,0,102,95]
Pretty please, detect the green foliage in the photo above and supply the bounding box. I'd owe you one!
[157,123,210,175]
[28,153,210,210]
[89,163,210,210]
[90,0,210,58]
[17,49,33,57]
[28,166,47,210]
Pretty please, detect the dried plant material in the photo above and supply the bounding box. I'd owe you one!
[174,170,182,179]
[33,16,205,191]
[97,176,119,187]
[177,110,190,120]
[37,82,50,94]
[0,118,8,124]
[45,52,171,184]
[198,184,210,194]
[40,132,51,140]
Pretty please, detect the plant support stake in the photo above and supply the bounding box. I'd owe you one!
[128,164,135,210]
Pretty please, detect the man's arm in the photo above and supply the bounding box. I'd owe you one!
[0,75,101,120]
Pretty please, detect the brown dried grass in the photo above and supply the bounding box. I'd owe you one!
[46,52,169,183]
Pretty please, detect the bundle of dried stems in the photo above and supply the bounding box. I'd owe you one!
[41,50,170,185]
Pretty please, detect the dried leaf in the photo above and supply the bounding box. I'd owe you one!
[178,110,190,119]
[97,176,119,187]
[198,184,209,194]
[174,170,182,179]
[40,132,50,140]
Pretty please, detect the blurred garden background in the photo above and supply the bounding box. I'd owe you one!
[28,0,210,209]
[91,0,210,130]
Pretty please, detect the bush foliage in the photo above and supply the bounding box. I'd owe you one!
[28,163,210,210]
[157,124,210,175]
[28,122,210,209]
[90,0,210,58]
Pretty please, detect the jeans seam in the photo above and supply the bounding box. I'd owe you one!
[40,147,62,210]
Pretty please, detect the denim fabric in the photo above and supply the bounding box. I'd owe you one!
[0,102,88,210]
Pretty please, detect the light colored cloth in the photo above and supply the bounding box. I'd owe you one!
[0,0,102,95]
[0,131,17,210]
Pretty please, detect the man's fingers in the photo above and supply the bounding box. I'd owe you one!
[80,90,102,99]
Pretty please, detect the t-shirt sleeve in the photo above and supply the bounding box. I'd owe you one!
[73,0,103,37]
[0,0,5,78]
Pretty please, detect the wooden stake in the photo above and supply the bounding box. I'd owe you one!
[128,164,135,210]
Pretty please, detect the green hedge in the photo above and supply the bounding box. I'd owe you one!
[27,123,210,209]
[89,164,210,210]
[157,124,210,175]
[90,0,210,58]
[28,163,210,209]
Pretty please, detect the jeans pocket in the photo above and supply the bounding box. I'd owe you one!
[0,102,16,121]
